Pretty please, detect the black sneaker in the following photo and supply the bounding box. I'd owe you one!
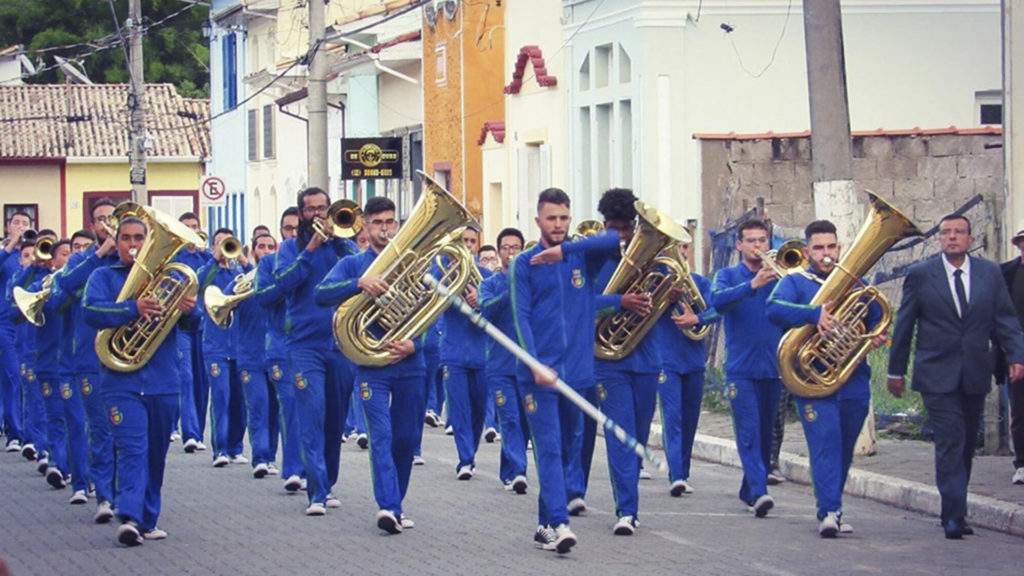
[533,525,556,550]
[117,521,143,547]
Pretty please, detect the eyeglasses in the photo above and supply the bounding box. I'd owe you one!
[302,205,329,216]
[498,244,522,252]
[282,225,298,233]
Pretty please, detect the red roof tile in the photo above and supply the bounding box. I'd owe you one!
[504,45,557,95]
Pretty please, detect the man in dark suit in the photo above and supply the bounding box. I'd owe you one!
[888,214,1024,539]
[1000,223,1024,486]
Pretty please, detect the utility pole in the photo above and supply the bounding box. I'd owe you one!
[802,0,877,455]
[307,0,328,191]
[127,0,149,204]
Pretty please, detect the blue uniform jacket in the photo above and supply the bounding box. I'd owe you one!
[657,273,719,375]
[9,264,46,364]
[438,261,492,369]
[314,246,425,378]
[197,262,252,359]
[510,232,619,389]
[275,236,357,351]
[25,270,62,373]
[765,269,881,400]
[83,262,198,394]
[230,267,266,368]
[253,254,288,367]
[594,257,662,375]
[0,249,24,338]
[58,247,120,374]
[479,270,516,377]
[173,248,213,332]
[710,261,784,380]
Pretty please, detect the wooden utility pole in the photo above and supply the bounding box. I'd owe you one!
[128,0,149,204]
[307,0,328,191]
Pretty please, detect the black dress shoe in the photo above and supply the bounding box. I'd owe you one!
[960,521,974,536]
[943,519,965,539]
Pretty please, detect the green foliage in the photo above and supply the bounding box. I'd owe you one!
[0,0,210,98]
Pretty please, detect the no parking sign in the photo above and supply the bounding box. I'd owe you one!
[200,176,227,207]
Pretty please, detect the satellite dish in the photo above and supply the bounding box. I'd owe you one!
[425,3,438,28]
[55,55,93,85]
[18,54,36,75]
[443,0,457,21]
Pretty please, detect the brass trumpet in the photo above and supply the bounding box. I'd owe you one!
[218,235,242,261]
[33,237,55,263]
[755,240,808,278]
[313,199,363,241]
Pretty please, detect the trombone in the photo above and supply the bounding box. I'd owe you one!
[313,199,363,241]
[755,240,808,278]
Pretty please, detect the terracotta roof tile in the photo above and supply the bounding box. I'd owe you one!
[0,83,209,159]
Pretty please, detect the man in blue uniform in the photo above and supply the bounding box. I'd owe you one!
[315,196,424,534]
[83,216,199,545]
[274,187,358,515]
[176,212,213,453]
[656,241,719,498]
[510,188,620,553]
[0,211,32,452]
[479,228,528,493]
[711,218,783,518]
[766,219,884,536]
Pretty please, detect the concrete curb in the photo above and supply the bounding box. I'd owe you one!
[689,432,1024,538]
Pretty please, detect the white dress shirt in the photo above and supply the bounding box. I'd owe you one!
[941,253,971,318]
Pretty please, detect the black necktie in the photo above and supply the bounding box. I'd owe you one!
[953,269,968,318]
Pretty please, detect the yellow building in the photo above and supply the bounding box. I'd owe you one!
[0,83,209,235]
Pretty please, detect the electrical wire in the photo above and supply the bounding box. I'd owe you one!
[727,0,793,79]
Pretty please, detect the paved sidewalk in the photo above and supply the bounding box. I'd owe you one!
[658,409,1024,537]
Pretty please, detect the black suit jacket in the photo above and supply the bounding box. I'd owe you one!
[996,257,1024,380]
[889,254,1024,395]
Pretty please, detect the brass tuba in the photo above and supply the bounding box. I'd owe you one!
[573,219,605,241]
[333,170,480,366]
[777,190,923,398]
[664,243,711,341]
[595,201,693,360]
[204,269,256,329]
[95,202,203,372]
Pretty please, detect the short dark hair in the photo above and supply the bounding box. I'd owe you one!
[479,244,496,254]
[364,197,396,218]
[537,188,570,211]
[253,233,276,247]
[497,227,524,248]
[297,187,329,209]
[178,211,199,223]
[53,239,72,253]
[38,228,57,239]
[737,218,770,240]
[90,198,117,221]
[597,188,638,222]
[280,206,299,228]
[71,229,97,243]
[939,213,971,235]
[8,211,32,225]
[213,227,234,240]
[804,220,837,241]
[252,224,270,236]
[117,216,147,235]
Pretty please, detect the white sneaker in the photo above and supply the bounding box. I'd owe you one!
[326,494,341,508]
[284,475,303,493]
[819,511,840,538]
[444,425,454,436]
[169,432,181,443]
[94,501,114,524]
[767,469,786,485]
[4,440,20,453]
[46,467,67,489]
[69,489,88,505]
[510,474,528,495]
[252,463,269,479]
[305,502,326,516]
[117,522,143,547]
[839,520,854,534]
[613,515,638,535]
[413,455,425,466]
[376,509,402,534]
[456,465,474,480]
[639,469,652,480]
[551,523,577,554]
[195,441,207,451]
[567,497,587,516]
[183,438,199,453]
[752,494,775,518]
[143,527,168,540]
[424,411,441,428]
[484,427,498,443]
[670,479,694,497]
[231,454,249,464]
[266,463,279,475]
[212,454,230,468]
[1012,467,1024,485]
[356,433,368,449]
[400,514,415,529]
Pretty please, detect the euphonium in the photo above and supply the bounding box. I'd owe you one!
[95,202,203,372]
[313,199,363,240]
[13,274,54,327]
[573,219,605,241]
[777,190,923,398]
[595,201,693,360]
[664,243,711,341]
[204,269,256,329]
[333,170,480,367]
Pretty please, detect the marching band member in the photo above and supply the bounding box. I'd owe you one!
[58,201,120,522]
[197,229,250,467]
[438,226,493,480]
[315,196,424,534]
[657,242,719,498]
[274,187,358,515]
[511,188,619,553]
[255,207,304,492]
[0,212,32,453]
[176,212,213,453]
[710,218,784,518]
[83,216,199,545]
[766,220,883,536]
[479,227,529,494]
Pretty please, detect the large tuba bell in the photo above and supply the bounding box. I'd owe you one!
[333,171,480,366]
[95,202,203,372]
[204,269,256,329]
[595,201,693,360]
[777,190,923,398]
[13,274,54,327]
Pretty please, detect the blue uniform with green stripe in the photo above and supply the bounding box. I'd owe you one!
[510,232,619,528]
[766,268,879,520]
[0,249,24,446]
[711,261,783,505]
[231,266,276,469]
[315,246,426,518]
[9,264,46,456]
[173,248,212,445]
